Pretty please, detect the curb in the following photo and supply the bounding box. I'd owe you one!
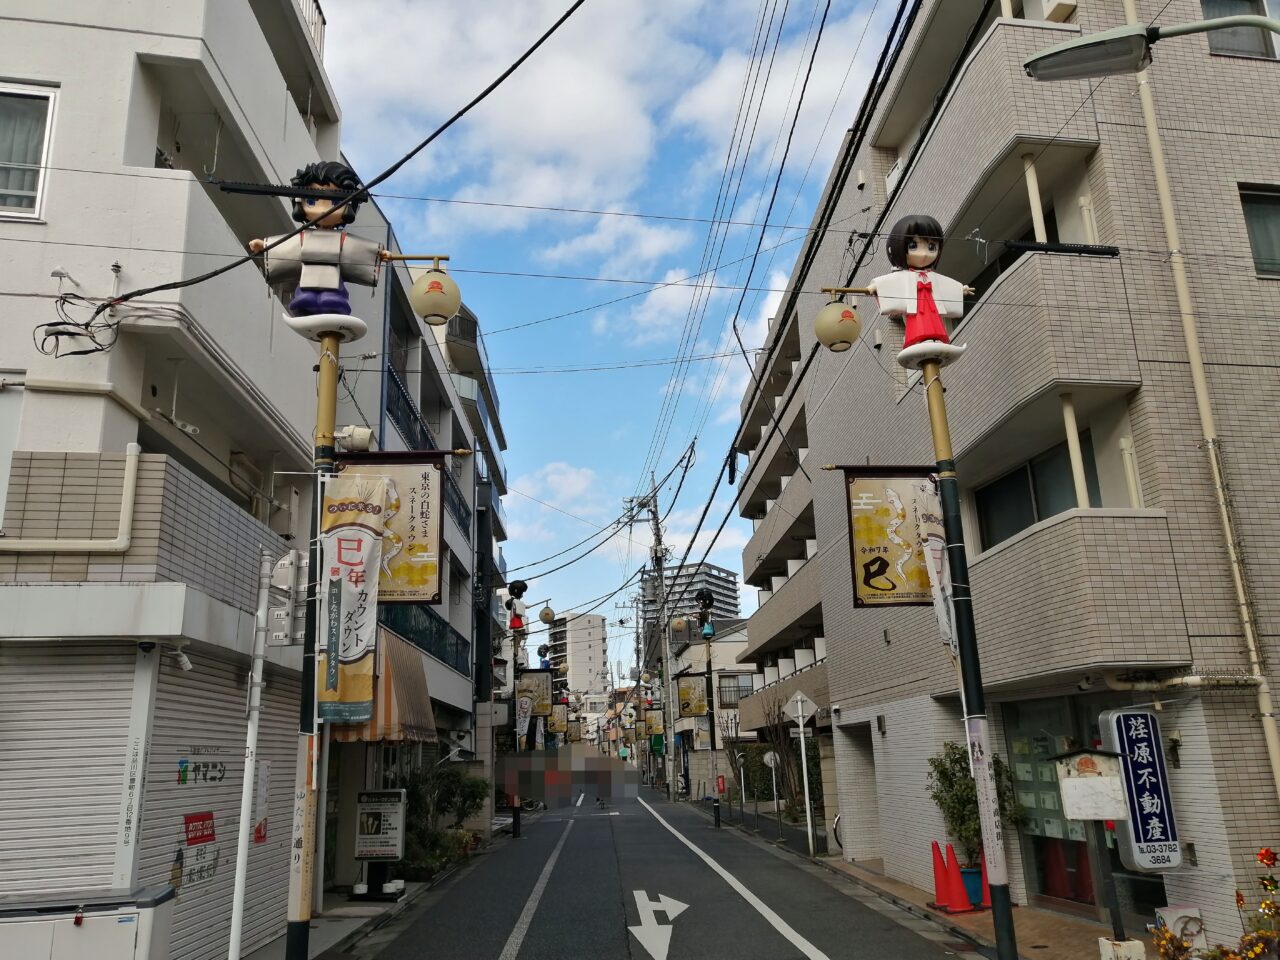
[684,800,995,958]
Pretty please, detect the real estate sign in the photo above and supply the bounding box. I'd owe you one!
[1101,709,1181,871]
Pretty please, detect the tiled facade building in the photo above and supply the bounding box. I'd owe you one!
[734,0,1280,941]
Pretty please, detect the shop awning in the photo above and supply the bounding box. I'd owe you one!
[330,627,438,743]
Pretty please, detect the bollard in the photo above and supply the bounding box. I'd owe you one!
[713,798,721,828]
[512,800,521,839]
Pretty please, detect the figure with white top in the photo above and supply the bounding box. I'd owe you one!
[868,214,974,369]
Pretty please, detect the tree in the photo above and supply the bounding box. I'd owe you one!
[926,741,1023,866]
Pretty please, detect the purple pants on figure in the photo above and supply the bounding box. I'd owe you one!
[289,281,351,317]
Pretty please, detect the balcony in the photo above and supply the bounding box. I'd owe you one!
[0,451,287,614]
[742,469,813,586]
[941,251,1141,464]
[740,313,802,437]
[443,468,472,542]
[451,373,508,493]
[385,363,438,452]
[377,602,471,678]
[739,400,807,517]
[885,18,1098,235]
[446,307,501,412]
[737,661,829,733]
[966,509,1190,692]
[740,558,822,663]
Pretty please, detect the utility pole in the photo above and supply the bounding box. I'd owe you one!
[645,474,675,801]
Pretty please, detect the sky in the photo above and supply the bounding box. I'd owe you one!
[322,0,892,676]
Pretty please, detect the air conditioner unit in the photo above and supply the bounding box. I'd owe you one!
[1022,0,1076,22]
[1154,906,1207,951]
[884,156,904,195]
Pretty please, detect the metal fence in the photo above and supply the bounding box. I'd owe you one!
[378,603,471,677]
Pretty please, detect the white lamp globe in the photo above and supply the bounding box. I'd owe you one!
[814,299,861,352]
[671,616,688,634]
[539,605,556,625]
[409,268,461,326]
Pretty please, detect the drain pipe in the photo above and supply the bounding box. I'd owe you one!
[1118,0,1280,806]
[1104,672,1262,693]
[0,443,142,553]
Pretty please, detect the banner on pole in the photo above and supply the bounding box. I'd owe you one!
[337,454,446,604]
[677,677,707,718]
[645,709,665,736]
[516,670,553,717]
[693,715,711,750]
[515,696,533,738]
[842,467,943,607]
[567,719,582,743]
[317,473,387,722]
[548,703,568,735]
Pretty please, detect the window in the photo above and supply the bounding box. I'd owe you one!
[717,674,754,708]
[1242,190,1280,275]
[0,85,55,216]
[975,434,1102,550]
[1202,1,1275,57]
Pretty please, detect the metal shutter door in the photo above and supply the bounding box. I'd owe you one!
[0,642,136,895]
[137,649,300,960]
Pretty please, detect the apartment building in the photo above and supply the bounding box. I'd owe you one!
[734,0,1280,941]
[547,611,609,697]
[0,2,505,953]
[641,561,742,627]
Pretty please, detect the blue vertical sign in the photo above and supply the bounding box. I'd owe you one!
[1101,709,1181,872]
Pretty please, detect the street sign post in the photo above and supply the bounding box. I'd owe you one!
[763,750,783,840]
[783,692,817,856]
[1101,709,1181,872]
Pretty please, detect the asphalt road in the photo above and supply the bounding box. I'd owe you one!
[370,788,983,960]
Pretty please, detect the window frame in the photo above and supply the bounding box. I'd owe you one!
[1240,187,1280,277]
[1201,0,1278,60]
[0,82,57,221]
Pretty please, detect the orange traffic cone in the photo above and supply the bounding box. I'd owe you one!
[980,851,992,909]
[928,841,950,910]
[944,843,977,914]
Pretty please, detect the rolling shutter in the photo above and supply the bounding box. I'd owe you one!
[136,649,300,960]
[0,642,136,895]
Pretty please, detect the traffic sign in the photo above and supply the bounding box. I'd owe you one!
[762,750,778,769]
[783,691,816,724]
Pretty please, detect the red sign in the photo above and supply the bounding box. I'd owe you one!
[717,775,726,794]
[183,811,216,846]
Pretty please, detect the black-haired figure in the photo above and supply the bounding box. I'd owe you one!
[869,214,974,368]
[246,160,389,317]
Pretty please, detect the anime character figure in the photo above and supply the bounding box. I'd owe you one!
[247,160,389,318]
[868,214,974,369]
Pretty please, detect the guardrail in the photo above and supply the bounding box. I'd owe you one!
[385,363,437,452]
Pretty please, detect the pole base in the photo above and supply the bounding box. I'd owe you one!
[284,919,310,960]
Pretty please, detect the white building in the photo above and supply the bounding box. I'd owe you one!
[547,612,608,696]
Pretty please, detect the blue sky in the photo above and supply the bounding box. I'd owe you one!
[324,0,889,675]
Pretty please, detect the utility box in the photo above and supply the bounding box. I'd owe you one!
[0,885,176,960]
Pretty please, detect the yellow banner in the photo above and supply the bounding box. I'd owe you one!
[317,473,387,722]
[549,703,568,735]
[845,470,942,607]
[516,670,553,717]
[677,677,707,718]
[645,709,664,736]
[337,458,444,604]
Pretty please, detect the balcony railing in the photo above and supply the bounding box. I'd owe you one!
[378,603,471,677]
[385,362,437,452]
[443,467,472,538]
[301,0,326,56]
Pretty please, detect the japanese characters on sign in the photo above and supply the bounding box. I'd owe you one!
[842,468,943,607]
[567,719,582,743]
[317,473,387,723]
[677,676,707,718]
[548,703,568,735]
[355,790,407,861]
[515,696,533,738]
[645,709,665,736]
[516,670,553,717]
[337,457,446,604]
[1101,709,1181,872]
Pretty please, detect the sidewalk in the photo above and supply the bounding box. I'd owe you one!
[820,858,1158,960]
[244,885,428,960]
[692,791,830,857]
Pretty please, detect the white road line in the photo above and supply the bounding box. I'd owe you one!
[576,792,584,807]
[497,819,575,960]
[637,797,831,960]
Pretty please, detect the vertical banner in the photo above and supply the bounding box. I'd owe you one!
[549,703,568,735]
[677,677,708,718]
[516,670,553,716]
[515,696,533,739]
[253,759,272,844]
[317,473,387,722]
[338,455,446,604]
[1101,709,1181,871]
[843,467,943,607]
[645,709,665,736]
[567,719,582,743]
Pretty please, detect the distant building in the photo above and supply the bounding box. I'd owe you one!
[641,562,741,629]
[547,612,608,696]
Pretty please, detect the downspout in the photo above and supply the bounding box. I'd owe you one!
[1120,0,1280,805]
[1104,672,1262,692]
[0,442,142,553]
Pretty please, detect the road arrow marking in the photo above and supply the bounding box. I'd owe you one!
[629,890,689,960]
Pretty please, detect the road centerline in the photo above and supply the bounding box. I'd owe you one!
[636,797,831,960]
[497,818,575,960]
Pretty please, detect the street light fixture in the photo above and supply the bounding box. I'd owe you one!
[1024,15,1280,81]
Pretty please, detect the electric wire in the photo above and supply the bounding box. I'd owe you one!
[44,0,591,349]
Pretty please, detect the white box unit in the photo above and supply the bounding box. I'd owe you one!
[1022,0,1076,22]
[0,886,176,960]
[884,156,905,195]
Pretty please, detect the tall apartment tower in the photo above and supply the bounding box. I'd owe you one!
[732,0,1280,942]
[548,612,609,696]
[642,561,741,626]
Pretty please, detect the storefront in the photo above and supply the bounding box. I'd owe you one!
[1002,693,1168,926]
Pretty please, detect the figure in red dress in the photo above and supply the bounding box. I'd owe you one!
[868,215,974,369]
